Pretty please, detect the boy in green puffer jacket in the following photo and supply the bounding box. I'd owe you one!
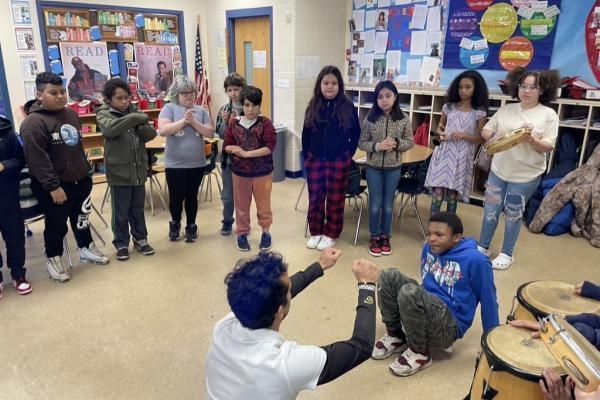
[97,78,157,261]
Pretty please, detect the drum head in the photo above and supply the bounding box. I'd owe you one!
[484,127,531,154]
[520,281,600,317]
[484,325,563,381]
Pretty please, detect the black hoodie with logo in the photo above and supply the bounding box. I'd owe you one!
[20,100,90,192]
[0,116,25,203]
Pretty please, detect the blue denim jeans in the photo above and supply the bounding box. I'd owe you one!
[220,162,235,225]
[479,171,541,256]
[366,167,403,237]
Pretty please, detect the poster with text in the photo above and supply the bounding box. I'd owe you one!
[60,42,110,102]
[442,0,561,71]
[134,43,173,96]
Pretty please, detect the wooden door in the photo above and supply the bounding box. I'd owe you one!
[233,16,271,119]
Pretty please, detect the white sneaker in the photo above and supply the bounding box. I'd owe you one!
[477,245,490,257]
[442,344,453,353]
[46,256,70,282]
[372,334,408,360]
[316,236,335,251]
[306,235,322,249]
[389,347,432,377]
[80,243,109,265]
[492,253,514,270]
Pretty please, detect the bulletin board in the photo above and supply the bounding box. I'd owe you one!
[348,0,447,86]
[442,0,562,71]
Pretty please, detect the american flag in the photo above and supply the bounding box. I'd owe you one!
[194,23,211,115]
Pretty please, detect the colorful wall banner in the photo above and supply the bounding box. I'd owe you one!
[443,0,561,71]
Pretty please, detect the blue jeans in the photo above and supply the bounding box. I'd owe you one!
[220,162,235,225]
[366,167,403,237]
[479,171,541,256]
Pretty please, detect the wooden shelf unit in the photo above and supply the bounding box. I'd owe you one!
[346,86,600,204]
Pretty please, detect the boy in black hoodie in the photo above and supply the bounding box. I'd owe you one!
[0,116,31,297]
[20,72,108,283]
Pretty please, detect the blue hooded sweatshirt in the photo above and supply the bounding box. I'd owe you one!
[421,237,499,338]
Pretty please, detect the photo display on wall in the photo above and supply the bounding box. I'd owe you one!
[350,0,447,86]
[443,0,562,71]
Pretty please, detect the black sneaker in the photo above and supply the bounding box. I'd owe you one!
[259,232,272,251]
[220,222,233,236]
[116,247,130,261]
[185,224,198,242]
[133,239,155,256]
[169,221,181,241]
[237,234,251,252]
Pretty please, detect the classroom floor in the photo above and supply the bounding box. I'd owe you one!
[0,176,597,399]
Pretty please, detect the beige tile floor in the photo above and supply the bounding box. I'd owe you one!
[0,176,597,399]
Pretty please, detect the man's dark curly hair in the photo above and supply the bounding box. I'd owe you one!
[102,78,131,101]
[506,67,561,105]
[225,252,289,329]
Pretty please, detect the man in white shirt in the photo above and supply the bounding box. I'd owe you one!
[205,249,379,399]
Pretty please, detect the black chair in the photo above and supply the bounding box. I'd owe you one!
[393,156,431,241]
[200,140,222,202]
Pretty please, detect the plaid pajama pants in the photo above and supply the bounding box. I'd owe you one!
[304,155,351,239]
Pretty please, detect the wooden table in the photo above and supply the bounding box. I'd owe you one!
[353,144,433,165]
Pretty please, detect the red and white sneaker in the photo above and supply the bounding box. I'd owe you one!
[372,334,408,360]
[389,347,432,376]
[369,237,382,257]
[380,235,392,255]
[12,277,32,295]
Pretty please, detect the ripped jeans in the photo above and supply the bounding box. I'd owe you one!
[479,171,541,256]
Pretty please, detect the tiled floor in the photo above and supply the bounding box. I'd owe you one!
[0,176,597,399]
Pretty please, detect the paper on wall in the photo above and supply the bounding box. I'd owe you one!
[406,59,421,82]
[531,25,548,35]
[410,30,429,55]
[460,37,474,50]
[353,10,365,31]
[364,30,376,52]
[427,31,442,55]
[379,0,391,6]
[386,50,401,80]
[419,56,439,84]
[410,4,428,30]
[543,5,560,18]
[531,1,548,11]
[366,9,378,29]
[426,6,441,32]
[473,39,488,50]
[375,31,389,53]
[354,0,367,8]
[517,6,534,19]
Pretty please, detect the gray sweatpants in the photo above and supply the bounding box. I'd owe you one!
[377,268,458,353]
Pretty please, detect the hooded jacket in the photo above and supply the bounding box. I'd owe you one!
[20,100,90,192]
[96,103,157,186]
[421,237,499,338]
[0,116,25,196]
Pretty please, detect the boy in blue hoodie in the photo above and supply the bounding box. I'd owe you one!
[372,212,499,377]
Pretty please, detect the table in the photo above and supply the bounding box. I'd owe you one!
[353,144,433,165]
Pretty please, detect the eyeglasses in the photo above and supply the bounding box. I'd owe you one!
[180,91,196,96]
[518,84,538,92]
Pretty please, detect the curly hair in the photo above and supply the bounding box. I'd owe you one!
[101,78,131,101]
[446,70,489,111]
[366,80,405,123]
[506,67,561,105]
[225,252,289,329]
[429,211,464,235]
[35,71,63,91]
[303,65,355,131]
[223,73,247,90]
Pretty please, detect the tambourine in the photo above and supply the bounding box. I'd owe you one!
[539,314,600,393]
[484,127,532,155]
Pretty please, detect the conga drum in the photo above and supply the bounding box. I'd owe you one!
[507,281,600,322]
[540,314,600,393]
[469,324,565,399]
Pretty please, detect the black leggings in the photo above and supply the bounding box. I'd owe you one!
[165,167,206,225]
